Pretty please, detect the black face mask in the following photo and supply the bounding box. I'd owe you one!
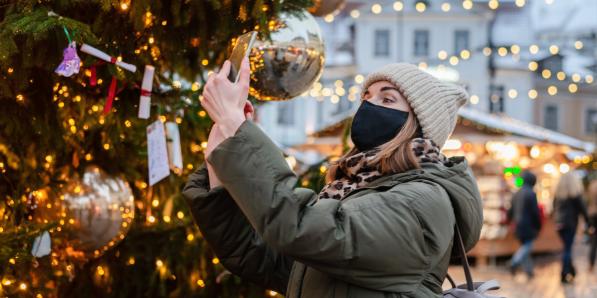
[350,100,409,152]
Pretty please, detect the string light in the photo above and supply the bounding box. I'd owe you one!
[488,0,499,10]
[549,45,559,55]
[547,85,558,96]
[350,9,360,18]
[528,89,538,99]
[470,95,479,105]
[371,3,382,14]
[177,211,185,219]
[441,2,451,12]
[393,1,404,11]
[415,2,426,12]
[197,279,205,287]
[515,0,526,7]
[462,0,473,10]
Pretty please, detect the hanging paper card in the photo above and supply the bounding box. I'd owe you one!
[147,120,170,185]
[165,122,183,173]
[138,65,155,119]
[31,231,52,258]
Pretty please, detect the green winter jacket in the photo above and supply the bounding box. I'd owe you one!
[183,120,483,297]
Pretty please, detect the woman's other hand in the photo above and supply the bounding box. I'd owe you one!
[201,57,251,138]
[205,100,254,189]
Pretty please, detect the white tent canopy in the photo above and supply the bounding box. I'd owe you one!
[458,107,595,153]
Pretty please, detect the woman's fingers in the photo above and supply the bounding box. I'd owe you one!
[218,60,231,80]
[238,57,250,89]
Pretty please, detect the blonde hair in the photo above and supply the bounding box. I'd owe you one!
[554,172,584,199]
[325,112,421,183]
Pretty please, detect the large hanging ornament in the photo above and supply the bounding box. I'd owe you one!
[58,166,134,261]
[308,0,346,16]
[249,11,325,101]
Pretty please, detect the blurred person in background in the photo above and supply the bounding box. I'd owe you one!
[587,178,597,272]
[508,170,542,279]
[553,172,589,283]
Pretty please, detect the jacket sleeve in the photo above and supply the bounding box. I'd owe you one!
[574,195,590,223]
[207,120,435,289]
[182,163,293,294]
[529,192,542,231]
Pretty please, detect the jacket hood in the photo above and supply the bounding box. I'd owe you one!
[416,157,484,251]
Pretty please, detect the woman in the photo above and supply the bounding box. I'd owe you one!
[553,172,589,283]
[588,179,597,271]
[183,58,484,297]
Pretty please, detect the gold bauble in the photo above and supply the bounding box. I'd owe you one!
[249,11,325,101]
[308,0,346,16]
[58,166,134,261]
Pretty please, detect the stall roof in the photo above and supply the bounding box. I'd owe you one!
[458,107,595,153]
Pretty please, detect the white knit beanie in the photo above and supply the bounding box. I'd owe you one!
[361,63,469,149]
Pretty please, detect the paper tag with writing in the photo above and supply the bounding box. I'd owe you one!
[165,122,183,174]
[147,120,170,186]
[31,231,51,258]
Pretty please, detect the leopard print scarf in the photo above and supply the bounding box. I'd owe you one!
[318,138,448,201]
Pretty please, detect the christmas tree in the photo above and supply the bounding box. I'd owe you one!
[0,0,313,297]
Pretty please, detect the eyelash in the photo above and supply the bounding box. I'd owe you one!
[383,98,394,103]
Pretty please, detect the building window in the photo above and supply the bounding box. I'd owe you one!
[544,105,559,131]
[454,30,469,54]
[277,100,295,125]
[414,30,429,57]
[489,85,504,114]
[374,29,390,57]
[586,109,597,134]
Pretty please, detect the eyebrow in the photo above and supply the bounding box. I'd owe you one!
[380,86,400,93]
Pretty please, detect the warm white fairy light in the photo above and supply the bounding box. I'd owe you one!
[470,95,479,105]
[515,0,526,7]
[415,1,426,12]
[441,2,451,12]
[463,0,473,10]
[488,0,499,9]
[371,3,382,14]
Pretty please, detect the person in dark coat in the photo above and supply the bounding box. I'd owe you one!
[553,172,589,283]
[508,170,542,278]
[588,179,597,272]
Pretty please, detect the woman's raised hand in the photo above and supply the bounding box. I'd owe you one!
[201,57,251,138]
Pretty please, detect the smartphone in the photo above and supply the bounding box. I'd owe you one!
[227,31,257,83]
